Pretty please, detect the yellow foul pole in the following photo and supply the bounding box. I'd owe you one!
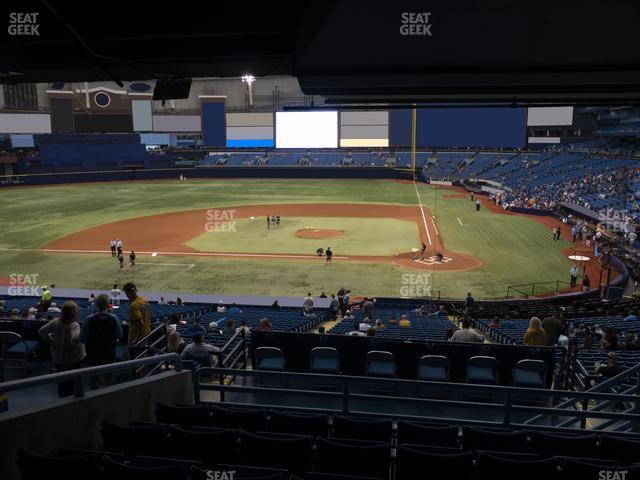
[411,104,417,178]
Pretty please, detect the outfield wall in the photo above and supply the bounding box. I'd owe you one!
[1,166,414,186]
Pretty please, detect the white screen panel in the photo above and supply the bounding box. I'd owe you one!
[528,137,561,144]
[341,111,389,126]
[0,114,51,133]
[153,115,201,132]
[226,113,273,127]
[276,111,338,148]
[527,107,574,126]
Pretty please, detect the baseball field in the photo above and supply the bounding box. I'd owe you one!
[0,178,586,299]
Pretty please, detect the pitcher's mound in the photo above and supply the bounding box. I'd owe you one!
[295,228,344,239]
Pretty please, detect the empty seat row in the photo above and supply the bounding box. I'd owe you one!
[153,404,640,462]
[18,431,640,480]
[255,347,548,386]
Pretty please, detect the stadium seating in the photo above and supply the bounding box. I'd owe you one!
[16,402,640,480]
[417,355,450,381]
[328,309,457,341]
[310,347,340,374]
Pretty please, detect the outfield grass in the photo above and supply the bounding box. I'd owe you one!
[0,179,573,299]
[187,217,421,256]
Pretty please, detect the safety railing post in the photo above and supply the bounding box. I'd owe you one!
[194,372,201,403]
[219,368,226,403]
[342,379,350,414]
[73,376,85,398]
[503,390,512,428]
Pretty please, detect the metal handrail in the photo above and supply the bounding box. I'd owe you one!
[196,367,640,403]
[0,353,183,399]
[524,361,640,425]
[194,367,640,433]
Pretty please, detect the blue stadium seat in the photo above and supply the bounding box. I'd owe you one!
[512,359,548,388]
[332,415,393,442]
[255,347,286,371]
[269,410,329,437]
[0,331,39,375]
[476,452,562,480]
[316,437,391,479]
[462,427,528,453]
[213,464,289,480]
[101,455,183,480]
[396,421,460,448]
[17,449,102,480]
[156,402,211,427]
[310,347,340,374]
[239,431,314,474]
[396,445,473,480]
[365,351,396,378]
[101,421,168,457]
[466,356,498,385]
[210,406,267,431]
[304,472,383,480]
[600,435,640,463]
[168,425,238,465]
[417,355,450,381]
[563,458,640,480]
[529,431,600,459]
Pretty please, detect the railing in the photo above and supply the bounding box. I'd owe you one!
[127,322,249,376]
[523,362,640,429]
[194,367,640,435]
[0,354,183,403]
[220,329,248,370]
[506,280,572,299]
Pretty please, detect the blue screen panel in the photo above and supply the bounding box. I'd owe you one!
[389,109,412,146]
[417,108,526,148]
[226,139,275,148]
[201,102,226,147]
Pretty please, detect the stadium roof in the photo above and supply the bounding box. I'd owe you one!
[2,0,640,104]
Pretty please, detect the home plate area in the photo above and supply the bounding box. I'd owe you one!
[414,255,453,265]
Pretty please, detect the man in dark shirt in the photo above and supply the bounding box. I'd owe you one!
[465,292,475,308]
[325,247,333,266]
[596,352,624,378]
[362,297,374,319]
[81,294,123,388]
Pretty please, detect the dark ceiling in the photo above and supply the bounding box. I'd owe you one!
[2,0,640,104]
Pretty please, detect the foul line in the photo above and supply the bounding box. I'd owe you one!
[413,181,432,246]
[0,247,350,260]
[137,262,196,268]
[431,216,439,235]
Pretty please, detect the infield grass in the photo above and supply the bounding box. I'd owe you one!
[0,179,574,299]
[187,217,421,256]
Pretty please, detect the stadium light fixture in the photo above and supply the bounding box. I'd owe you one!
[241,74,256,108]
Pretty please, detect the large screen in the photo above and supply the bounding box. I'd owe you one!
[527,107,574,126]
[417,108,526,148]
[276,111,338,148]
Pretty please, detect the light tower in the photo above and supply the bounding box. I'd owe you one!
[241,74,256,110]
